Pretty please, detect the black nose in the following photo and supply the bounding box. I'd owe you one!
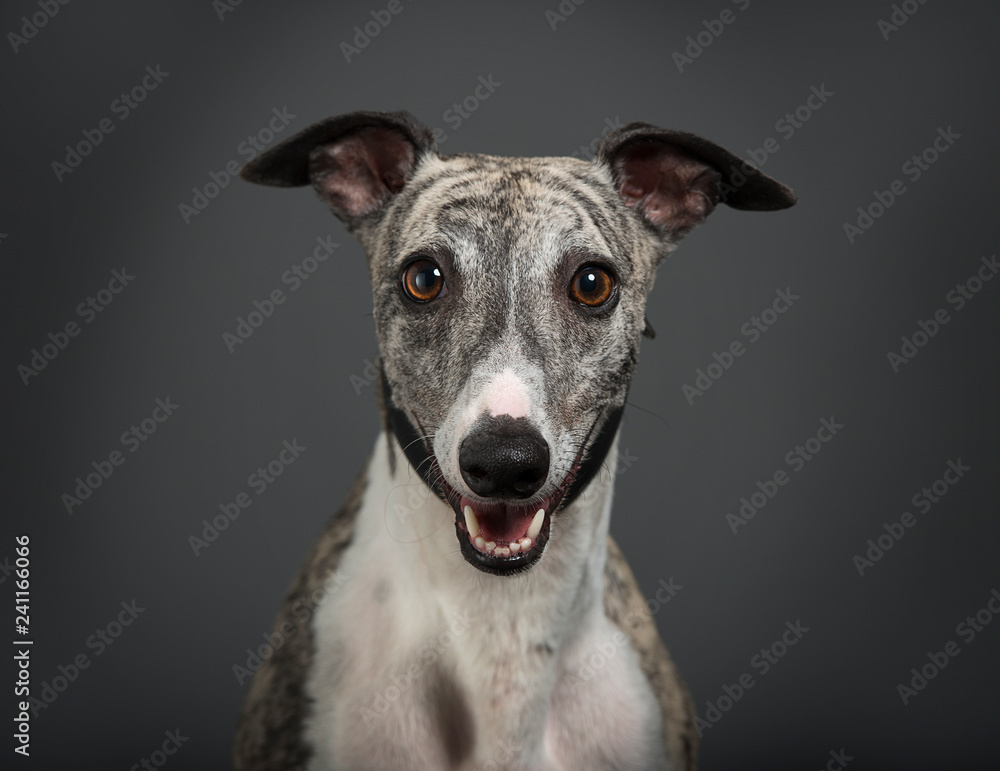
[459,416,550,499]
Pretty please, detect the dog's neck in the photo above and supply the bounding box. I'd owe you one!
[372,363,619,632]
[346,429,620,758]
[379,424,618,634]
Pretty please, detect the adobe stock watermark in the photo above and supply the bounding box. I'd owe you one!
[431,74,502,145]
[129,730,190,770]
[842,125,960,244]
[574,446,640,508]
[681,287,799,405]
[232,570,349,685]
[887,254,997,373]
[188,439,307,556]
[744,84,834,170]
[672,0,751,73]
[7,0,71,54]
[51,64,169,182]
[697,619,809,736]
[545,0,586,31]
[17,267,135,385]
[568,116,624,161]
[340,0,414,63]
[895,587,999,706]
[564,578,683,695]
[350,357,380,395]
[851,458,969,576]
[359,605,482,726]
[817,748,855,771]
[28,600,145,716]
[222,235,340,353]
[60,397,180,514]
[383,479,449,544]
[0,554,17,584]
[876,0,930,41]
[178,106,297,224]
[474,738,524,771]
[726,417,844,533]
[214,0,245,21]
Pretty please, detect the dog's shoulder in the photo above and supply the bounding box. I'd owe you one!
[231,468,367,771]
[603,535,699,771]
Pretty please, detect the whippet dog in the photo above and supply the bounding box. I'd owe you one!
[231,111,796,770]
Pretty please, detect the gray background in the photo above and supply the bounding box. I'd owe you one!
[3,0,998,768]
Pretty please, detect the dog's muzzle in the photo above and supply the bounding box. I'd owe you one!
[453,415,556,573]
[459,416,549,499]
[381,369,624,576]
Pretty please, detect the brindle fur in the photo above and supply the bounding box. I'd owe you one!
[232,470,364,770]
[231,110,794,770]
[232,456,697,770]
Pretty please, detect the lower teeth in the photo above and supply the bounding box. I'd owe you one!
[463,506,544,558]
[471,536,533,556]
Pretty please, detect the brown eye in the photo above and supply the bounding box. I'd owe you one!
[402,259,445,302]
[569,265,615,307]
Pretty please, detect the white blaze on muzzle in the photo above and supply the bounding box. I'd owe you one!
[443,363,547,488]
[480,367,531,420]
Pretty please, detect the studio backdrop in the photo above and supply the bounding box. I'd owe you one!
[3,1,998,768]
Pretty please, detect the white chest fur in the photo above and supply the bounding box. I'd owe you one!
[303,433,669,771]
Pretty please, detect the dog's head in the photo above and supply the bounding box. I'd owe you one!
[241,110,795,576]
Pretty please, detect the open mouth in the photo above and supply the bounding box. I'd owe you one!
[439,448,586,576]
[382,370,620,577]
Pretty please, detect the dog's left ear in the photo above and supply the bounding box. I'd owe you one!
[240,110,436,229]
[595,122,796,242]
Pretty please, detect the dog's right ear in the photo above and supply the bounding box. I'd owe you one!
[240,110,436,227]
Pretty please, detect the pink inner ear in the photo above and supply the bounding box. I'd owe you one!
[615,142,719,232]
[310,127,416,219]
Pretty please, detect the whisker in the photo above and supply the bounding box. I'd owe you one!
[625,399,669,427]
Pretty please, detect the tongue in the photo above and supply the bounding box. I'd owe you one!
[462,497,539,545]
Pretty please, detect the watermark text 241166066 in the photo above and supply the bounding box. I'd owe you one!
[13,534,31,757]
